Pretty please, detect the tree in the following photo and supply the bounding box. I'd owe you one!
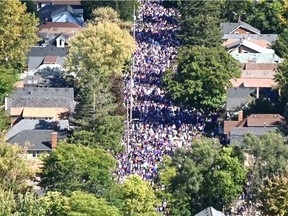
[0,142,34,194]
[160,138,246,215]
[0,66,18,103]
[258,175,288,216]
[178,0,222,47]
[0,0,39,69]
[273,28,288,58]
[114,175,160,216]
[164,46,241,112]
[0,189,46,216]
[39,142,116,196]
[0,110,9,136]
[241,132,288,205]
[21,0,37,14]
[275,59,288,105]
[41,191,120,216]
[81,0,136,21]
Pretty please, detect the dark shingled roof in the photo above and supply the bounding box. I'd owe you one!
[223,34,278,44]
[8,130,67,151]
[226,87,256,110]
[11,87,74,98]
[195,207,225,216]
[221,21,261,34]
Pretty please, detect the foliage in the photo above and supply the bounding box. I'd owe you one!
[0,66,18,103]
[115,175,160,216]
[0,0,39,69]
[0,189,46,216]
[0,109,10,136]
[82,0,137,21]
[273,28,288,58]
[257,175,288,216]
[39,142,116,196]
[42,191,120,216]
[160,138,246,215]
[164,46,241,113]
[275,59,288,105]
[178,0,222,47]
[241,132,288,205]
[21,0,37,14]
[0,142,34,194]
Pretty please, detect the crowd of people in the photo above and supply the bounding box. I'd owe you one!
[117,1,206,183]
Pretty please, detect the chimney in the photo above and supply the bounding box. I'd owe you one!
[51,132,58,149]
[238,110,243,122]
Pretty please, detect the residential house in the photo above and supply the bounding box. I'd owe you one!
[37,5,83,25]
[224,111,284,145]
[226,87,256,112]
[221,21,261,35]
[223,33,278,44]
[195,207,225,216]
[5,119,69,158]
[35,0,81,10]
[38,22,82,38]
[6,87,75,125]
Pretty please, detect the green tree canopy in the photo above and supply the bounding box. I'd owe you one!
[241,132,288,205]
[0,0,39,69]
[0,142,34,194]
[39,142,116,196]
[164,46,241,113]
[178,0,222,47]
[160,138,246,215]
[0,66,18,103]
[114,175,160,216]
[275,59,288,105]
[257,175,288,216]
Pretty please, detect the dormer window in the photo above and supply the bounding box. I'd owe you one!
[56,36,65,48]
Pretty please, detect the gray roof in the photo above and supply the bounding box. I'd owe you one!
[231,53,283,64]
[223,34,278,44]
[221,21,261,34]
[230,127,277,144]
[7,88,75,111]
[37,5,83,23]
[226,87,256,110]
[8,130,67,151]
[27,56,65,72]
[195,207,225,216]
[11,88,73,99]
[6,119,69,140]
[28,45,68,57]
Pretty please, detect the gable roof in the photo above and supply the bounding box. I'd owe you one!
[195,207,225,216]
[246,114,285,127]
[230,77,276,88]
[226,39,274,54]
[226,87,256,110]
[22,107,70,119]
[11,87,74,98]
[5,119,69,140]
[224,38,271,48]
[243,63,277,70]
[221,21,261,34]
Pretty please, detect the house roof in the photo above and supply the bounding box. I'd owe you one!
[221,21,261,34]
[231,53,283,64]
[195,207,225,216]
[241,70,275,78]
[22,107,70,119]
[224,120,240,134]
[246,114,285,127]
[230,78,276,88]
[8,130,67,151]
[38,22,81,31]
[223,34,278,44]
[37,5,83,23]
[223,38,271,48]
[10,107,24,116]
[226,87,256,110]
[5,119,69,140]
[11,87,74,98]
[243,63,277,70]
[43,56,58,64]
[226,39,274,54]
[35,0,81,5]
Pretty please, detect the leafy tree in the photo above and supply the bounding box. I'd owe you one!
[275,59,288,105]
[178,0,222,47]
[0,142,34,194]
[0,109,10,136]
[273,28,288,58]
[115,175,160,216]
[39,142,116,196]
[82,0,136,21]
[164,46,241,113]
[21,0,37,14]
[160,138,246,215]
[241,132,288,205]
[0,189,46,216]
[257,175,288,216]
[0,0,39,69]
[220,0,254,22]
[41,191,120,216]
[0,66,18,103]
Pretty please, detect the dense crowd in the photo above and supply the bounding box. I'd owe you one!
[117,1,206,183]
